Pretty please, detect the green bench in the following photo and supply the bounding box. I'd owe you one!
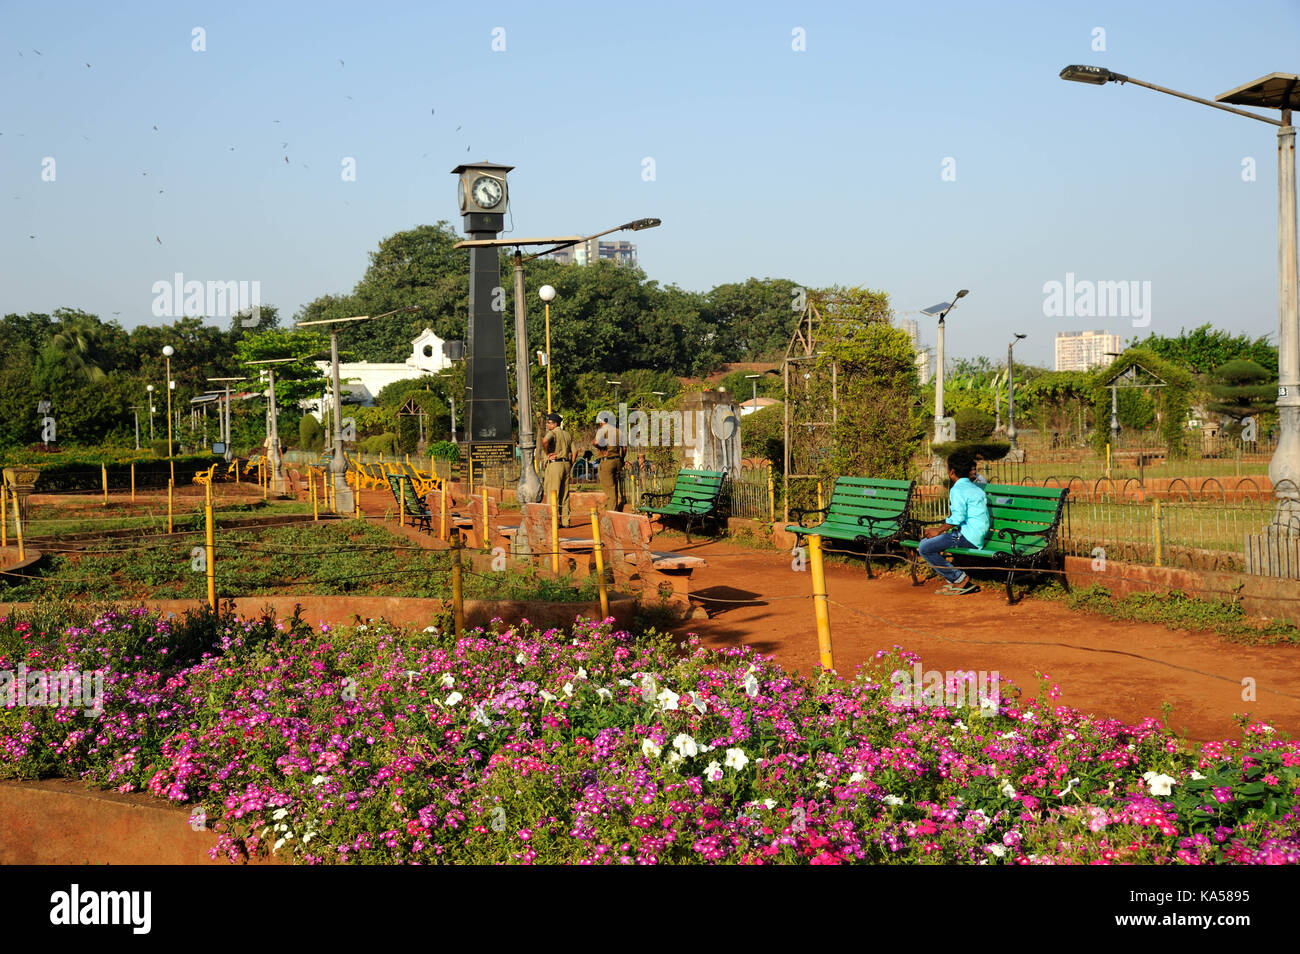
[639,468,727,541]
[901,483,1069,604]
[386,473,432,534]
[785,477,914,578]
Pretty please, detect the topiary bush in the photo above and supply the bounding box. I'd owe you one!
[299,414,324,453]
[954,407,995,440]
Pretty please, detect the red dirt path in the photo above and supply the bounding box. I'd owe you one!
[656,536,1300,744]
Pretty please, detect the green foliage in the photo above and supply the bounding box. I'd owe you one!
[359,432,397,456]
[430,440,460,461]
[1130,324,1276,375]
[1206,359,1275,427]
[954,406,994,440]
[234,328,329,409]
[718,368,782,402]
[705,278,805,361]
[740,402,785,470]
[811,294,924,484]
[1089,349,1195,458]
[299,414,324,453]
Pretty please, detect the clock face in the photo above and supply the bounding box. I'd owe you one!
[471,175,504,209]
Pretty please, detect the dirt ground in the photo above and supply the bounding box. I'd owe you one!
[652,535,1300,744]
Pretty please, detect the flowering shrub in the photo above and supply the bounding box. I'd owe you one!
[1,605,1298,865]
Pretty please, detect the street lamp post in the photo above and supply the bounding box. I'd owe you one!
[1060,65,1299,525]
[297,307,419,513]
[454,217,661,506]
[745,373,761,412]
[129,405,143,450]
[539,285,556,413]
[207,377,243,460]
[921,290,970,445]
[146,385,155,441]
[607,381,622,409]
[1103,351,1124,442]
[1007,333,1027,458]
[246,360,295,494]
[162,345,175,458]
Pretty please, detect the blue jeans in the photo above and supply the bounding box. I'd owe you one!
[918,531,974,584]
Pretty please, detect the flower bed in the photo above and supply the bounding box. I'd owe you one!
[1,604,1297,865]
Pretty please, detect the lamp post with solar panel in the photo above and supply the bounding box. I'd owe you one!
[1060,66,1298,525]
[921,289,969,446]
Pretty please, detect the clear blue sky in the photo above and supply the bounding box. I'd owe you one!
[2,0,1297,368]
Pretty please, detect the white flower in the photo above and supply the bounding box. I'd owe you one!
[1142,771,1177,797]
[664,751,683,768]
[1190,770,1206,781]
[1262,724,1276,734]
[311,775,329,786]
[617,679,633,687]
[883,795,904,807]
[562,682,574,697]
[1000,781,1017,798]
[641,739,662,759]
[273,837,287,852]
[1064,732,1076,741]
[514,652,528,665]
[743,673,759,698]
[979,696,999,715]
[539,690,556,702]
[698,743,714,753]
[848,772,865,783]
[672,733,699,758]
[953,720,968,733]
[703,760,723,782]
[440,673,455,689]
[987,844,1006,858]
[690,695,707,714]
[1126,744,1136,752]
[272,808,289,821]
[356,625,368,632]
[444,691,463,707]
[998,731,1018,740]
[403,669,420,681]
[656,688,680,711]
[423,625,439,633]
[724,747,749,771]
[596,688,612,702]
[577,667,588,681]
[762,799,777,810]
[1054,777,1081,797]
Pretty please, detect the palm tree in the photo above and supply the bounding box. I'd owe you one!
[46,314,106,384]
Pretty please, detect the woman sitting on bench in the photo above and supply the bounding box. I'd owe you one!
[918,451,989,596]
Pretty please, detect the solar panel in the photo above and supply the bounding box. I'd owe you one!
[920,302,952,316]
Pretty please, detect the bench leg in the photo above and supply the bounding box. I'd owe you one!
[1004,566,1018,605]
[908,549,925,586]
[864,543,876,580]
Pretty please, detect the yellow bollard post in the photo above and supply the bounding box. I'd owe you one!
[590,510,610,619]
[205,485,216,609]
[451,541,464,638]
[468,456,474,495]
[354,470,363,521]
[817,480,824,513]
[12,492,24,561]
[235,460,240,485]
[481,485,489,550]
[550,489,559,574]
[311,472,319,521]
[767,469,775,523]
[167,478,174,534]
[0,485,6,549]
[261,461,268,501]
[1153,500,1163,567]
[170,459,175,492]
[440,479,448,541]
[1106,443,1111,480]
[430,454,436,482]
[130,461,135,503]
[808,534,834,671]
[102,463,108,507]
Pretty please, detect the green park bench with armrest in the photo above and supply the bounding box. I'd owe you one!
[900,483,1069,604]
[785,477,914,578]
[639,468,727,541]
[386,473,432,534]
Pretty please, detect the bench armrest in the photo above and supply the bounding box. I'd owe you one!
[640,490,672,507]
[856,512,899,535]
[995,526,1053,556]
[675,493,718,511]
[789,505,828,527]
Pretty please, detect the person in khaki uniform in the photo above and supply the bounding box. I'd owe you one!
[539,412,574,527]
[592,410,625,512]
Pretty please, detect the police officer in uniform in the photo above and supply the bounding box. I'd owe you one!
[539,412,573,527]
[592,410,625,512]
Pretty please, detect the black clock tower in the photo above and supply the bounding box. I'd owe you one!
[452,162,514,452]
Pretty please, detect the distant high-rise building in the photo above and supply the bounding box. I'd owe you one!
[901,318,920,349]
[1055,330,1122,371]
[550,240,638,266]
